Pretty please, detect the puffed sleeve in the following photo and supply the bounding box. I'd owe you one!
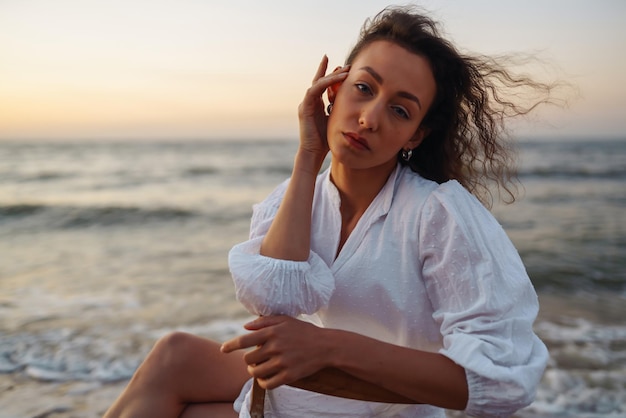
[419,181,548,418]
[228,179,335,317]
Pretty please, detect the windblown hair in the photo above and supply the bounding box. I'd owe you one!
[346,6,559,206]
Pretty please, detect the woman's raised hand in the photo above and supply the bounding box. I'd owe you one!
[297,56,349,167]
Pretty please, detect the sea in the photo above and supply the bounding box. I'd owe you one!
[0,138,625,417]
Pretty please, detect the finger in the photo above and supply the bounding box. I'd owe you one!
[312,55,329,82]
[243,315,289,331]
[248,359,285,384]
[330,65,351,75]
[243,346,268,366]
[220,336,244,353]
[305,71,349,103]
[257,369,294,390]
[247,358,279,379]
[220,331,266,353]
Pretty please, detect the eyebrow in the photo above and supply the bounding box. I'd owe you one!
[360,66,423,110]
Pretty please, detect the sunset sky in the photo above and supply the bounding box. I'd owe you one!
[1,0,625,141]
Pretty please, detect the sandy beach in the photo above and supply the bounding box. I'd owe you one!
[0,375,123,418]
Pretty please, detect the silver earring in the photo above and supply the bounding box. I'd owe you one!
[327,103,333,115]
[401,148,413,161]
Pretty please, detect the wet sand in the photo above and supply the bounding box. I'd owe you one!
[0,374,124,418]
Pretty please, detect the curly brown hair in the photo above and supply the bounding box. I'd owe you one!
[346,6,559,206]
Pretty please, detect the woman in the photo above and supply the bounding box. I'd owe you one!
[105,6,551,418]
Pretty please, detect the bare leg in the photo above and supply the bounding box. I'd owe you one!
[104,332,249,418]
[180,403,239,418]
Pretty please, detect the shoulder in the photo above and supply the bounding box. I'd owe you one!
[395,165,484,204]
[420,178,510,252]
[426,179,494,223]
[393,167,499,233]
[392,165,439,207]
[392,167,481,216]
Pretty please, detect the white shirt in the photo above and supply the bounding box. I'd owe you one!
[229,164,548,418]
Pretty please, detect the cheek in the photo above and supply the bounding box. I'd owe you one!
[326,101,350,133]
[387,124,418,146]
[326,112,338,136]
[326,116,343,151]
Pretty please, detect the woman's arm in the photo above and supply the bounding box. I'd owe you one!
[221,316,469,410]
[317,326,468,409]
[258,149,320,261]
[259,57,349,261]
[289,367,417,404]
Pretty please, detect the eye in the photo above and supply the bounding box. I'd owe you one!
[355,83,372,95]
[392,106,410,120]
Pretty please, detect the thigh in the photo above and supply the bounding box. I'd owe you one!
[180,402,239,418]
[154,332,250,403]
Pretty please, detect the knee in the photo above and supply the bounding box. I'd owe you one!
[138,331,197,378]
[121,332,213,398]
[147,331,199,373]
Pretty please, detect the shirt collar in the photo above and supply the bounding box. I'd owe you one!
[323,162,403,217]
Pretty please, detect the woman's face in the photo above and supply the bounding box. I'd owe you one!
[327,40,436,173]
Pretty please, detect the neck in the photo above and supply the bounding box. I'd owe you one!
[330,159,396,217]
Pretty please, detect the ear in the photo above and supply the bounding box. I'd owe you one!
[406,126,431,149]
[326,66,344,104]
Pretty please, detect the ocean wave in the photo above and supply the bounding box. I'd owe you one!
[0,328,143,383]
[183,165,294,178]
[0,203,47,217]
[519,167,626,180]
[0,171,73,184]
[246,165,294,177]
[524,253,626,293]
[0,203,199,229]
[183,166,220,176]
[0,319,249,383]
[526,318,626,416]
[0,202,257,233]
[60,206,197,228]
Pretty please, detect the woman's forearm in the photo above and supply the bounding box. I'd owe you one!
[289,367,418,404]
[259,149,324,261]
[293,328,469,410]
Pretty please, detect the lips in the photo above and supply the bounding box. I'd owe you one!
[343,132,371,151]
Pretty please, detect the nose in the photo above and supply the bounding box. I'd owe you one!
[358,100,384,131]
